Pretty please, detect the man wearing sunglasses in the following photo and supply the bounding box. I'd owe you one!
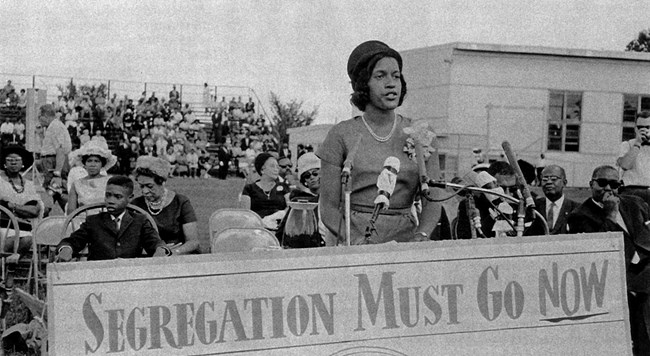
[568,165,650,353]
[533,165,579,235]
[617,111,650,206]
[277,157,299,188]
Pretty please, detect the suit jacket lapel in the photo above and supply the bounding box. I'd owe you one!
[101,213,118,234]
[117,211,134,238]
[619,200,636,239]
[553,200,571,234]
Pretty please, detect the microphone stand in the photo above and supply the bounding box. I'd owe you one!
[340,170,352,246]
[515,190,525,237]
[427,180,550,236]
[465,192,478,239]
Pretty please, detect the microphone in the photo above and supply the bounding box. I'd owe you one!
[370,157,401,224]
[342,136,362,184]
[501,141,535,209]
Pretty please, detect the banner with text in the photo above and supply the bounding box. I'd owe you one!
[48,232,631,355]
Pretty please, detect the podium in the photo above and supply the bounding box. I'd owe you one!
[48,233,631,355]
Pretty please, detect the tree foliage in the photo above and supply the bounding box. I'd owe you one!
[56,79,107,99]
[267,91,318,144]
[626,29,650,52]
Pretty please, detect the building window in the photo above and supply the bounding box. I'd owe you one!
[547,91,581,152]
[622,94,650,141]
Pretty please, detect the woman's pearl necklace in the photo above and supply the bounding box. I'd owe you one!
[361,114,397,143]
[146,189,167,215]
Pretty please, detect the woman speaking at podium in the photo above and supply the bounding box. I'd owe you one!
[317,40,441,246]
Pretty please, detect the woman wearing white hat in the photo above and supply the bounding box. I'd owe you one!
[66,140,117,214]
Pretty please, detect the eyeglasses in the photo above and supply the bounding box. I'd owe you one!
[638,125,650,130]
[541,175,561,183]
[592,179,622,189]
[301,170,319,180]
[279,164,293,169]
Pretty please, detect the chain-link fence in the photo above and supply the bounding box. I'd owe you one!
[0,73,267,118]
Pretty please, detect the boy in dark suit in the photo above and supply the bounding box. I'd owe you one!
[56,176,170,261]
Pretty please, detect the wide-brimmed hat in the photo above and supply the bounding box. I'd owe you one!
[69,140,117,170]
[1,144,33,171]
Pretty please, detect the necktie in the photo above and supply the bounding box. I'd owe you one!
[114,217,121,231]
[547,202,556,230]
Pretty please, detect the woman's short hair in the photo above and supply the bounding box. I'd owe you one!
[81,154,107,167]
[254,152,274,175]
[350,54,407,111]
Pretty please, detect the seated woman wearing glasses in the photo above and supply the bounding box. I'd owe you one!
[0,145,44,254]
[276,153,326,248]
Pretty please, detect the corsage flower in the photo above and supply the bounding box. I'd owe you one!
[402,119,436,162]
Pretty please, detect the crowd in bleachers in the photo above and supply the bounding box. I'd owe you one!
[0,79,300,180]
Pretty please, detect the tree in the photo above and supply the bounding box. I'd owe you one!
[267,91,318,145]
[625,29,650,52]
[56,78,77,98]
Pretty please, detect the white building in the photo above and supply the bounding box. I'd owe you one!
[399,42,650,186]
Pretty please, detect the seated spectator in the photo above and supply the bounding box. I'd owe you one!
[55,175,171,261]
[276,152,326,248]
[17,89,26,109]
[278,156,299,188]
[91,130,106,144]
[79,129,91,146]
[131,156,201,255]
[13,119,24,143]
[567,165,650,353]
[175,150,189,177]
[66,140,117,214]
[0,145,44,254]
[198,148,211,178]
[155,135,168,157]
[533,164,579,235]
[163,146,177,177]
[245,97,255,113]
[186,147,199,178]
[1,119,15,146]
[241,152,290,220]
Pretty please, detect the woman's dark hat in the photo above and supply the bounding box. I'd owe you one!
[347,40,403,90]
[1,144,34,170]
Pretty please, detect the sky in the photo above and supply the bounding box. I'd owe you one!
[1,0,650,124]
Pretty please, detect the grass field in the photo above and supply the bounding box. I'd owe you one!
[164,177,246,252]
[42,177,591,253]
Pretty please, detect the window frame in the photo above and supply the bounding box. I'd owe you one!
[622,94,650,141]
[547,90,582,152]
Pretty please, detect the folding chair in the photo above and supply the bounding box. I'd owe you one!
[62,203,158,237]
[0,205,21,349]
[59,203,159,260]
[208,208,264,241]
[211,228,281,253]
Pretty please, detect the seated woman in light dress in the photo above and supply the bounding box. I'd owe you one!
[0,144,44,254]
[66,140,117,214]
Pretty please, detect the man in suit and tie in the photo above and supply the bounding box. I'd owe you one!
[55,176,171,261]
[568,165,650,353]
[535,164,579,234]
